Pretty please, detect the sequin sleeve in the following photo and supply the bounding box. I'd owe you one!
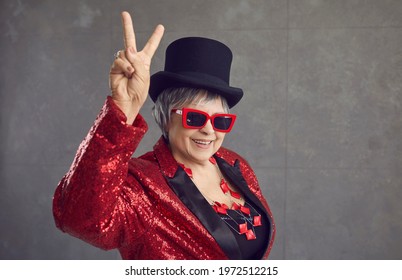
[52,96,148,250]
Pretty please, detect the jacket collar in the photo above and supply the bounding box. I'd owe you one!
[153,136,178,178]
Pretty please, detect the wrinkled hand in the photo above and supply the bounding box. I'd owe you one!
[109,11,164,124]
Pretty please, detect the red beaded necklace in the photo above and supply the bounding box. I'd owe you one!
[178,157,262,240]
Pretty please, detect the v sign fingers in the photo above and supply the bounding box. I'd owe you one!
[110,11,165,124]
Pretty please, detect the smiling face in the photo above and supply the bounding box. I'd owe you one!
[168,96,228,166]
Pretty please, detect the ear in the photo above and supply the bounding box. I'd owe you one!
[164,121,171,139]
[165,121,171,132]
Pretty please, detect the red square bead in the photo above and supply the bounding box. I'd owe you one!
[253,215,262,226]
[220,179,230,194]
[239,223,248,234]
[231,202,240,210]
[209,157,217,165]
[216,207,227,215]
[245,230,256,240]
[240,206,250,215]
[230,190,241,199]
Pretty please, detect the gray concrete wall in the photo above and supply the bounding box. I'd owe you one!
[1,0,401,259]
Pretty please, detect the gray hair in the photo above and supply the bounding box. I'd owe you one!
[152,88,230,138]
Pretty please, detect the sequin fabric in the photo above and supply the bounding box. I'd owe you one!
[53,97,275,259]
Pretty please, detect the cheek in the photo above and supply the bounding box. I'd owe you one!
[214,133,226,146]
[217,131,226,139]
[168,122,192,144]
[167,118,182,137]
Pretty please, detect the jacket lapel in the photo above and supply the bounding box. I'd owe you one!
[153,137,242,259]
[166,167,242,259]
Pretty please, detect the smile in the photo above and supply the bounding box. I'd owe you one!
[192,139,213,145]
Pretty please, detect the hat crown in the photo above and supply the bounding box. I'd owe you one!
[164,37,233,85]
[149,37,243,108]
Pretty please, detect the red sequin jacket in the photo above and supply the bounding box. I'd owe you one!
[53,97,275,259]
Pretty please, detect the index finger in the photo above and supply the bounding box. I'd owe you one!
[121,11,137,51]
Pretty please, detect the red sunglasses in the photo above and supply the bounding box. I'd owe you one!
[172,108,237,133]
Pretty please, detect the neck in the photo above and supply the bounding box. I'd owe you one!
[172,154,219,180]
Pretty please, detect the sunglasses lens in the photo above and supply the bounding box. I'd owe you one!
[186,111,207,128]
[214,116,234,131]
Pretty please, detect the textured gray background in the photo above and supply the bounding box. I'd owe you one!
[1,0,401,260]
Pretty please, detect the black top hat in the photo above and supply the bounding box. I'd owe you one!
[149,37,243,108]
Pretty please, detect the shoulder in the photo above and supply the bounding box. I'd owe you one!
[138,150,156,162]
[128,151,158,171]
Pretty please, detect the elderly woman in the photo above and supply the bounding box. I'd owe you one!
[53,12,275,260]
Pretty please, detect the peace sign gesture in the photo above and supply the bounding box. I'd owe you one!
[110,11,164,124]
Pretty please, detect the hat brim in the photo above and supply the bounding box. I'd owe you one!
[149,71,243,108]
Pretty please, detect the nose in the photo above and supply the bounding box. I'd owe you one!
[199,119,214,135]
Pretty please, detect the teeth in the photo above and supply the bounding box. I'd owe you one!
[193,139,212,145]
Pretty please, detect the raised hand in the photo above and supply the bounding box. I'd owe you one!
[109,11,164,124]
